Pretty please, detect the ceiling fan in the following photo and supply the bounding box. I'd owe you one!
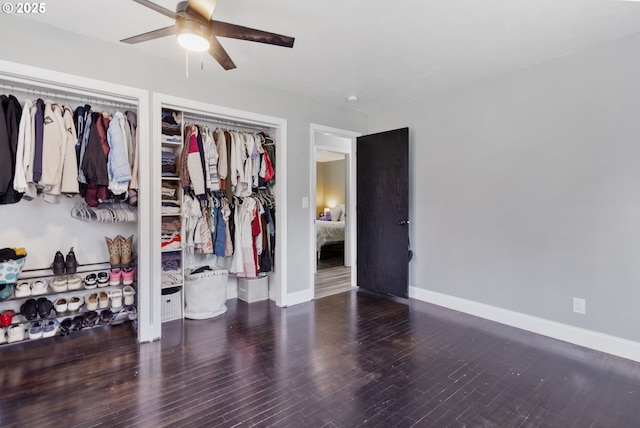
[121,0,295,70]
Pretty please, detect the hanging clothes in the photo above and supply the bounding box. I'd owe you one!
[0,95,23,204]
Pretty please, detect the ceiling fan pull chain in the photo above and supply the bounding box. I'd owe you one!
[185,49,189,78]
[201,52,204,71]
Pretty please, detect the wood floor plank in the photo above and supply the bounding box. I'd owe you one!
[2,291,640,427]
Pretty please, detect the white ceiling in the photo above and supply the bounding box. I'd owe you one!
[16,0,640,112]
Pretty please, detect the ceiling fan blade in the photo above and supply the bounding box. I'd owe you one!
[209,36,237,70]
[121,25,176,44]
[187,0,217,21]
[132,0,177,19]
[209,20,295,48]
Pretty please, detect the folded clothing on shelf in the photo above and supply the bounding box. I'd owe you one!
[161,147,178,176]
[161,273,183,287]
[161,251,181,272]
[161,201,181,216]
[161,181,178,200]
[162,217,181,234]
[161,232,181,251]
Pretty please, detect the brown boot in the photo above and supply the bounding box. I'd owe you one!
[105,236,121,268]
[119,235,133,268]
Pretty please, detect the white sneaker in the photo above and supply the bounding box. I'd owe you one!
[7,324,24,343]
[0,327,6,344]
[54,298,68,314]
[109,290,123,309]
[50,277,67,293]
[67,275,83,291]
[31,279,48,295]
[123,286,136,306]
[14,281,31,298]
[68,296,84,312]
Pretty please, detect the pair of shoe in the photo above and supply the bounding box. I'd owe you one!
[20,298,53,320]
[59,316,84,336]
[51,248,79,276]
[14,279,48,298]
[105,235,134,269]
[50,275,82,293]
[85,292,110,311]
[53,296,84,314]
[109,305,138,325]
[28,319,59,340]
[109,267,135,286]
[83,272,109,289]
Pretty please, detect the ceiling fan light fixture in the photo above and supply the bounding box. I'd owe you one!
[177,32,210,52]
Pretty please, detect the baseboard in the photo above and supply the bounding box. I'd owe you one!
[409,286,640,363]
[285,288,314,307]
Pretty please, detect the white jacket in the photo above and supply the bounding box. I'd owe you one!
[13,99,33,196]
[60,106,79,195]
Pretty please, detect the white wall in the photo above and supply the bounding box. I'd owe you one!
[0,15,368,297]
[369,32,640,343]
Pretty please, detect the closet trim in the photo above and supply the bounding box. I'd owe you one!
[152,93,288,311]
[0,59,155,343]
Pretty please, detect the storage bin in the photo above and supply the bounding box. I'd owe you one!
[184,269,228,319]
[161,286,183,322]
[238,276,269,303]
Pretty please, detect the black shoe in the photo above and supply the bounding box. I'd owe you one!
[20,299,38,321]
[71,316,84,332]
[99,309,113,325]
[65,247,78,274]
[51,251,65,276]
[83,311,98,328]
[60,318,72,336]
[36,297,53,319]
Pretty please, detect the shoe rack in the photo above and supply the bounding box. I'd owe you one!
[160,107,185,322]
[0,262,137,345]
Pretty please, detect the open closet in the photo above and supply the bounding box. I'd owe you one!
[0,60,153,343]
[151,94,288,326]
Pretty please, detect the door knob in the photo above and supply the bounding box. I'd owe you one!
[399,220,410,225]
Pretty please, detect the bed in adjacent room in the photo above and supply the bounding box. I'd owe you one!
[316,204,346,259]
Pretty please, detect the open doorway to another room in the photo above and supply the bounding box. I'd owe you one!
[310,125,360,300]
[316,150,347,270]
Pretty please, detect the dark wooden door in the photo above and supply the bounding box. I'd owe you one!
[356,128,409,298]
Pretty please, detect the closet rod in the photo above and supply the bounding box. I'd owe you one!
[0,82,137,110]
[181,112,272,134]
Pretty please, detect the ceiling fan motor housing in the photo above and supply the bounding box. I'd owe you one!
[176,15,211,40]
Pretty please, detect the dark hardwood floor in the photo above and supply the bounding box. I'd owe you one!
[2,291,640,427]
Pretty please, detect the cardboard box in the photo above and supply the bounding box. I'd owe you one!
[238,276,268,303]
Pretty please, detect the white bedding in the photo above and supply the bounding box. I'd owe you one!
[316,220,345,252]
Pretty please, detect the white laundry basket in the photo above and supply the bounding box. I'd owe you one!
[184,269,228,319]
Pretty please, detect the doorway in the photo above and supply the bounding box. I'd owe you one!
[310,124,360,299]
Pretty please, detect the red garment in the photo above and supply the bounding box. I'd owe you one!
[251,206,261,273]
[263,150,274,182]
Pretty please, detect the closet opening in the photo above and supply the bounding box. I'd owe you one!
[310,125,360,300]
[152,93,288,334]
[0,60,152,343]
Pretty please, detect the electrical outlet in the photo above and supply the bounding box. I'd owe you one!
[573,297,586,315]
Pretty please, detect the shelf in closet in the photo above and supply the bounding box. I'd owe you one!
[161,140,182,147]
[161,247,183,253]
